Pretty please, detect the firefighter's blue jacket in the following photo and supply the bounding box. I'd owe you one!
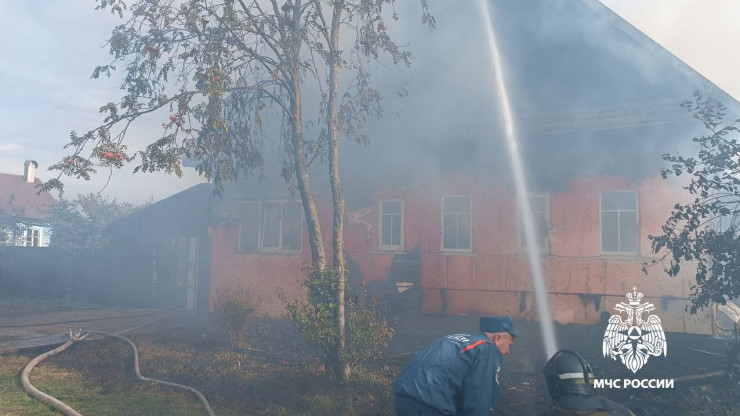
[392,332,503,415]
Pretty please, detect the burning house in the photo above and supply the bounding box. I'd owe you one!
[207,0,740,334]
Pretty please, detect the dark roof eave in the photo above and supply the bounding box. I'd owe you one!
[582,0,740,117]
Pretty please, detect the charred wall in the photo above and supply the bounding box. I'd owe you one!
[345,173,712,334]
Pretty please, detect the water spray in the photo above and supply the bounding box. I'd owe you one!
[478,0,558,359]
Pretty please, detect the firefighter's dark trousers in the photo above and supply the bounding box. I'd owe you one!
[394,394,450,416]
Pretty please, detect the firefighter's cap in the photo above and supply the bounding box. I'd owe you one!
[479,316,522,338]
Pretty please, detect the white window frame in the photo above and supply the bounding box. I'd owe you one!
[599,191,639,254]
[441,195,472,253]
[378,199,404,251]
[238,200,303,253]
[519,194,549,253]
[238,202,260,253]
[23,226,42,247]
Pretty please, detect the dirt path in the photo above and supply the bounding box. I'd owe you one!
[0,300,175,354]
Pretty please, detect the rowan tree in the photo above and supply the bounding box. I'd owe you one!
[44,0,433,382]
[649,92,740,312]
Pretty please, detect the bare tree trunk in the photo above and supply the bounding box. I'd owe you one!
[290,96,326,271]
[288,2,326,271]
[328,0,350,383]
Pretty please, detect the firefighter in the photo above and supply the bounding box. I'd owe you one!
[541,349,636,416]
[392,316,520,416]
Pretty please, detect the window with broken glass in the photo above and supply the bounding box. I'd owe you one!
[379,199,403,250]
[443,196,471,251]
[520,195,549,252]
[600,191,638,253]
[239,201,302,253]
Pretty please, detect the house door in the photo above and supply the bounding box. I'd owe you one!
[174,236,198,312]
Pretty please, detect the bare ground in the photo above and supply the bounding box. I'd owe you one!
[2,300,738,415]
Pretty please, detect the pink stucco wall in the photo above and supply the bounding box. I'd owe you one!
[346,174,711,334]
[209,173,713,334]
[209,200,334,317]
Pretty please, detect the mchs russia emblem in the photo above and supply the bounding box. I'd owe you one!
[602,287,667,373]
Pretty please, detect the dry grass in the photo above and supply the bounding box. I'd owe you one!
[0,349,215,416]
[0,318,395,416]
[4,305,740,415]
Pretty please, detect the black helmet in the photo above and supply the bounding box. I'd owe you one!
[543,349,596,399]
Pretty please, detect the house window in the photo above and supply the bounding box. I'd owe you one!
[443,196,471,251]
[261,202,282,249]
[239,201,302,253]
[601,191,638,253]
[239,203,260,253]
[379,200,403,250]
[520,195,549,251]
[277,202,302,251]
[24,227,41,247]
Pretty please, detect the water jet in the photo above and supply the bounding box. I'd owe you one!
[478,0,558,359]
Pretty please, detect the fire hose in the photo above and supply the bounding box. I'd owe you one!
[91,330,216,416]
[20,318,217,416]
[20,338,83,416]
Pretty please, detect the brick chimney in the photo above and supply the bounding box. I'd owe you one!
[24,160,38,183]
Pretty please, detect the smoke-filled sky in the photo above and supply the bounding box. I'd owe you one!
[0,0,738,204]
[600,0,740,102]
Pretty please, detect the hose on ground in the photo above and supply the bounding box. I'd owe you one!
[91,331,217,416]
[20,309,216,416]
[20,339,83,416]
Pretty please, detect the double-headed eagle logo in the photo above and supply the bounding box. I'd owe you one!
[602,287,667,373]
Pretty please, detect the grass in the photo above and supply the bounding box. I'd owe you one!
[4,303,740,415]
[0,300,397,415]
[129,336,395,415]
[0,352,210,416]
[0,324,396,416]
[0,355,57,416]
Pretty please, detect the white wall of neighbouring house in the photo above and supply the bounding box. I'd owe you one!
[9,223,52,247]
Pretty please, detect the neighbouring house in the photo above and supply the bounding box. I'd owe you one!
[207,0,740,334]
[0,161,58,299]
[0,161,55,247]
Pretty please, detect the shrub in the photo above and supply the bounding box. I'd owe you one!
[212,285,259,349]
[280,266,395,378]
[346,287,395,367]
